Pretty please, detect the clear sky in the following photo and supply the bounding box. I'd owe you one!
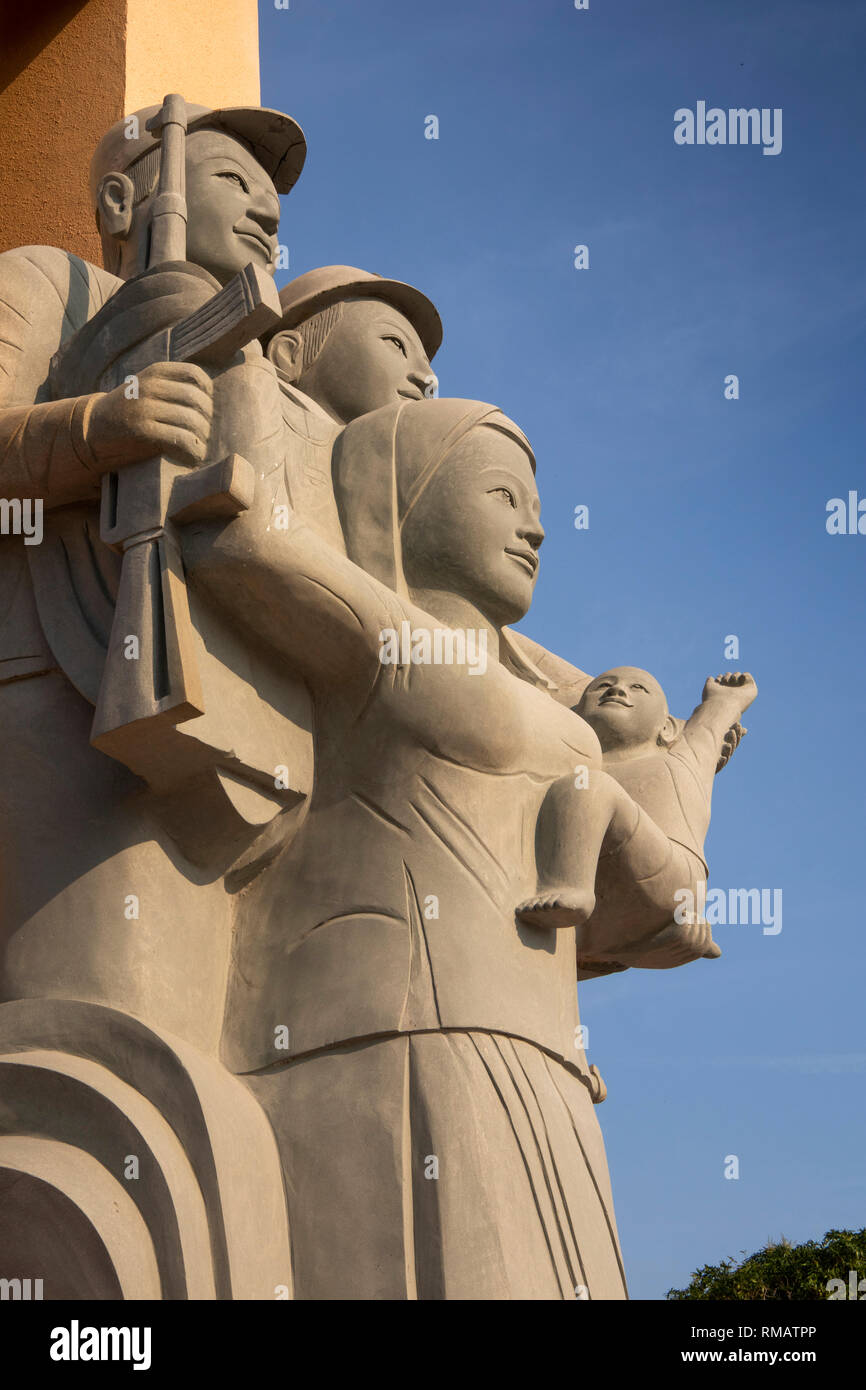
[259,0,866,1299]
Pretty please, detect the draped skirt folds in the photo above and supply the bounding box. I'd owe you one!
[247,1031,628,1300]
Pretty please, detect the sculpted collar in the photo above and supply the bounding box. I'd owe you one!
[273,371,340,442]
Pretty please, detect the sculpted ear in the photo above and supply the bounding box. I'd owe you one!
[267,329,305,381]
[96,172,136,240]
[657,715,680,748]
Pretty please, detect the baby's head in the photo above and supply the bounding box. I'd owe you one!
[576,667,678,754]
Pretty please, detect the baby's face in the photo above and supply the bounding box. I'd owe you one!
[577,667,668,750]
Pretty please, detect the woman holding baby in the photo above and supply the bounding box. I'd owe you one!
[183,395,725,1299]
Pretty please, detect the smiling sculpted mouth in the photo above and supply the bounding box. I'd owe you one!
[236,229,271,254]
[505,548,537,575]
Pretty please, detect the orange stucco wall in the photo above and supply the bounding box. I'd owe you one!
[0,0,127,262]
[0,0,260,265]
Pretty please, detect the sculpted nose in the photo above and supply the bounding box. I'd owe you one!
[410,369,437,398]
[519,517,544,550]
[248,190,280,238]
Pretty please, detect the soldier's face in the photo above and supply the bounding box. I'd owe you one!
[183,130,280,285]
[299,301,437,423]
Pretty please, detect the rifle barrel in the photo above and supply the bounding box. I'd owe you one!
[148,94,188,266]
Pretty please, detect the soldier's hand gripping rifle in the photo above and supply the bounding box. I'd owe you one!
[80,94,282,760]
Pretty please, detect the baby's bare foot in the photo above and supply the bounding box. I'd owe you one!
[517,889,596,930]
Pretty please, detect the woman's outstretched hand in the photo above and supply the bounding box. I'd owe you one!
[606,913,721,970]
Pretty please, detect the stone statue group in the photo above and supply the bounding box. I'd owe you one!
[0,96,756,1300]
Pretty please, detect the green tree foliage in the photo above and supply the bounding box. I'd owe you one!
[667,1229,866,1300]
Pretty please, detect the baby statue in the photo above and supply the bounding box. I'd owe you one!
[518,668,758,969]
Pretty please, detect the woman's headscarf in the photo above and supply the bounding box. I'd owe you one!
[332,397,558,689]
[331,397,534,597]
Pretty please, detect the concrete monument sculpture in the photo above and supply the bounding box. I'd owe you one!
[0,95,309,1298]
[0,87,758,1300]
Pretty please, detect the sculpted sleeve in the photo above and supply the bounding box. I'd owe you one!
[184,497,403,696]
[0,247,119,506]
[680,702,736,784]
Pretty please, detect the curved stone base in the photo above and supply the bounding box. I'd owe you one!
[0,998,291,1299]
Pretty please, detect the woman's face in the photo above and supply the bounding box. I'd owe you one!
[401,427,544,626]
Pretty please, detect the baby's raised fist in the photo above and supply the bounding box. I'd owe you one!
[703,671,758,710]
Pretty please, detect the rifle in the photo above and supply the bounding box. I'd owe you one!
[88,93,282,762]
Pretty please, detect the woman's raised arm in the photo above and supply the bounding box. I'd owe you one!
[182,479,403,693]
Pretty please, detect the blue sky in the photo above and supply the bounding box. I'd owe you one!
[259,0,866,1298]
